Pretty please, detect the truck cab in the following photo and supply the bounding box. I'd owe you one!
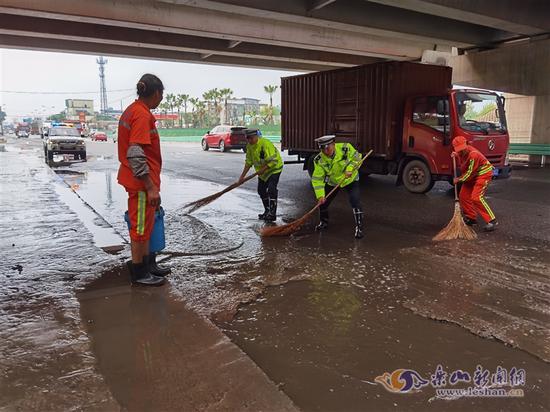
[401,89,511,193]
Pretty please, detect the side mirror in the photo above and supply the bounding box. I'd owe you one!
[206,130,210,134]
[437,100,449,115]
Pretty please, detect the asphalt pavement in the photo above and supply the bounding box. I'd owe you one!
[1,135,549,411]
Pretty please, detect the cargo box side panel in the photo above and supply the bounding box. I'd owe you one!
[333,68,360,148]
[282,62,452,156]
[357,63,393,157]
[281,72,333,152]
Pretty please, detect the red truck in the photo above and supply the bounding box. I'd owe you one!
[281,61,511,193]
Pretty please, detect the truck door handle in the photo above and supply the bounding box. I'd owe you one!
[432,136,443,143]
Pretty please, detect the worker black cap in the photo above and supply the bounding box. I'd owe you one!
[245,128,260,138]
[315,134,336,148]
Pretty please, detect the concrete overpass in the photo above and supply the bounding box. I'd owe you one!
[0,0,548,144]
[0,0,547,74]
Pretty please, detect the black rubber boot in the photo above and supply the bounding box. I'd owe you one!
[315,209,329,231]
[484,219,498,232]
[463,217,477,226]
[264,198,278,222]
[126,261,166,286]
[147,253,171,277]
[258,197,269,220]
[353,208,364,239]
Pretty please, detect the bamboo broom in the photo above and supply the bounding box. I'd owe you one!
[433,156,477,241]
[182,166,268,214]
[261,150,373,237]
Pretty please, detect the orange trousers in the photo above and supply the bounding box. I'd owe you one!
[459,174,496,223]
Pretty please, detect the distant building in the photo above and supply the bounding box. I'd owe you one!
[103,108,123,118]
[65,99,95,122]
[224,97,260,125]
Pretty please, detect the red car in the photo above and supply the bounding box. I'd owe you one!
[91,132,108,142]
[201,126,248,152]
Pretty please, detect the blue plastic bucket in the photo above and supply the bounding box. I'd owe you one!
[124,206,166,253]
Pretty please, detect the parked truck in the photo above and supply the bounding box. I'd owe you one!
[282,61,511,193]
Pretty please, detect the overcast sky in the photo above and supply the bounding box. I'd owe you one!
[0,48,299,121]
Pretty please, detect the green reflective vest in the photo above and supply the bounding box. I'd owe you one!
[311,143,361,199]
[245,137,283,181]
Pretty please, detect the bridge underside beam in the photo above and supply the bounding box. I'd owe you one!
[0,34,335,72]
[0,14,382,71]
[365,0,549,36]
[0,0,431,61]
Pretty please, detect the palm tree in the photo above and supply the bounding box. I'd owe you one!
[179,94,190,128]
[156,102,170,128]
[219,88,233,124]
[249,109,259,125]
[264,85,278,125]
[202,89,215,113]
[203,88,225,125]
[174,94,190,128]
[165,93,176,127]
[195,101,207,128]
[158,102,169,116]
[189,97,200,128]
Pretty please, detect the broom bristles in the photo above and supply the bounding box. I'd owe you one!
[433,202,477,241]
[260,210,315,237]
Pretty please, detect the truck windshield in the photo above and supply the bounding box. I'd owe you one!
[456,92,506,134]
[50,128,81,137]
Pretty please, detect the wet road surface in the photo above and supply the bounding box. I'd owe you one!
[0,137,295,411]
[1,136,549,411]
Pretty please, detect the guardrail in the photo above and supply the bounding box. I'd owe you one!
[509,143,550,166]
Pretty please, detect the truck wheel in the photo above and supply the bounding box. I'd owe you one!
[81,151,87,162]
[402,159,434,194]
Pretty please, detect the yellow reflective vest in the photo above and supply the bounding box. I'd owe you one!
[245,137,283,181]
[311,143,361,199]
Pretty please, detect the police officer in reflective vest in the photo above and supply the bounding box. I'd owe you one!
[311,135,364,238]
[239,129,283,221]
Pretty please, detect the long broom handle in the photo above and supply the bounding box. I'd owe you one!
[215,165,269,197]
[308,149,373,215]
[452,155,459,201]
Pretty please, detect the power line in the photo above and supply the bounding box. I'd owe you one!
[0,88,134,95]
[107,92,135,108]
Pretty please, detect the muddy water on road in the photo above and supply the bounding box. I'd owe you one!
[0,148,118,409]
[54,165,550,411]
[219,225,550,411]
[58,168,550,357]
[220,280,548,412]
[75,268,296,412]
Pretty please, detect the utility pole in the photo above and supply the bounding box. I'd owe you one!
[96,56,108,114]
[0,105,5,135]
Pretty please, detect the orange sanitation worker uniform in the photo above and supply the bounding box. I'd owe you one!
[117,100,162,242]
[454,137,496,224]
